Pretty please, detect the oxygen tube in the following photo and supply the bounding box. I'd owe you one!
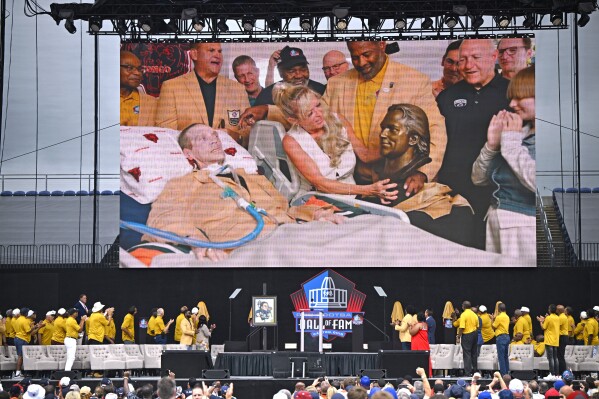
[120,165,270,249]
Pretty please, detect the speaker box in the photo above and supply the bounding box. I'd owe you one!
[360,369,386,379]
[511,370,537,380]
[51,371,80,380]
[202,369,230,379]
[378,350,429,378]
[161,350,213,378]
[224,341,247,352]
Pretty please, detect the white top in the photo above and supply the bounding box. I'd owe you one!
[287,123,356,202]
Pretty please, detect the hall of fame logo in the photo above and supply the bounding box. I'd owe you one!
[290,269,366,340]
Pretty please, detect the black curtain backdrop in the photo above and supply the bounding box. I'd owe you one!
[1,268,597,348]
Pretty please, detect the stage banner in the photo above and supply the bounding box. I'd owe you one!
[118,37,537,268]
[291,269,365,340]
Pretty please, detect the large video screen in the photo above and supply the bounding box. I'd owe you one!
[119,38,536,267]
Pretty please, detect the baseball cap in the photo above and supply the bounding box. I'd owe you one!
[57,308,66,315]
[581,311,588,319]
[59,377,71,387]
[509,379,524,393]
[520,307,530,313]
[70,385,80,392]
[116,388,124,396]
[479,305,487,312]
[101,378,112,387]
[456,379,467,388]
[450,385,464,398]
[562,370,574,383]
[554,381,565,391]
[278,46,309,70]
[499,390,514,399]
[479,392,493,399]
[295,391,312,399]
[38,378,50,387]
[106,394,118,399]
[20,378,32,387]
[360,376,371,387]
[80,387,92,396]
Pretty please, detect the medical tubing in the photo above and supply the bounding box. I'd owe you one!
[120,205,264,249]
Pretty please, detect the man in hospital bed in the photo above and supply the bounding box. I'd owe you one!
[128,123,345,264]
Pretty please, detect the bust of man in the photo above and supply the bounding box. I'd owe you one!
[378,104,432,205]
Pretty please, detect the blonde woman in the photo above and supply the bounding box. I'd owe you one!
[272,83,398,203]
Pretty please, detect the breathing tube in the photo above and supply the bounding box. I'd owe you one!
[120,165,270,250]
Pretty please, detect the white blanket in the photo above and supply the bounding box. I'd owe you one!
[120,215,532,268]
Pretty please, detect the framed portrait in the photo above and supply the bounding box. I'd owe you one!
[252,296,277,326]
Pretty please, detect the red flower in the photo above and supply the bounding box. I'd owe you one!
[128,167,141,182]
[224,147,237,156]
[143,133,159,143]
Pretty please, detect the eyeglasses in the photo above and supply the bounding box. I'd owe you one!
[498,46,526,56]
[322,61,348,73]
[120,64,145,73]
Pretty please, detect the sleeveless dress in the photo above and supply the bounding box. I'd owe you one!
[287,124,356,203]
[411,322,432,376]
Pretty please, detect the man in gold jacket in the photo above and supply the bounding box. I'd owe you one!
[155,43,250,145]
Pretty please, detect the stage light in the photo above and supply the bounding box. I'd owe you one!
[300,17,312,31]
[551,12,563,26]
[138,16,153,33]
[242,17,255,32]
[336,17,349,30]
[217,18,229,32]
[523,14,536,29]
[89,16,102,32]
[192,17,205,32]
[167,19,179,33]
[332,6,349,19]
[452,5,468,16]
[421,16,433,29]
[497,15,511,28]
[471,15,484,30]
[578,2,596,13]
[115,19,127,35]
[444,14,458,28]
[394,17,407,30]
[267,17,281,31]
[578,12,591,27]
[64,18,76,34]
[368,17,381,30]
[181,8,197,20]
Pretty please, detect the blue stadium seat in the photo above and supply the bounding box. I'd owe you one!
[101,190,113,195]
[592,187,599,193]
[90,190,101,195]
[566,187,578,193]
[76,190,89,196]
[114,190,121,195]
[38,190,51,196]
[25,191,37,196]
[0,191,12,196]
[51,190,64,196]
[13,191,26,196]
[580,187,591,193]
[63,190,76,196]
[553,187,565,193]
